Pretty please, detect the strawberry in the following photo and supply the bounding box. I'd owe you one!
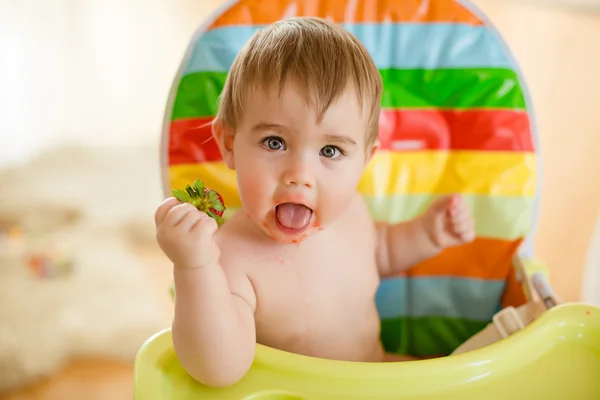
[204,188,225,219]
[172,179,226,227]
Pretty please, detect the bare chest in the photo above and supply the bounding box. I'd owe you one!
[248,233,381,360]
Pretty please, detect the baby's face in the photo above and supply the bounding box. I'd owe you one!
[229,80,375,244]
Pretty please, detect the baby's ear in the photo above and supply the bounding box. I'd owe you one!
[212,121,235,169]
[366,138,379,163]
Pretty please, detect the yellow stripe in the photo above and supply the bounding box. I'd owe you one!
[359,151,536,197]
[168,151,536,207]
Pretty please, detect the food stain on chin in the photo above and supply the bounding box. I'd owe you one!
[293,233,309,244]
[263,217,323,245]
[311,218,324,231]
[263,222,293,244]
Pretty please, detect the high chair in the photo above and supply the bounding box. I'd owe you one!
[134,0,600,398]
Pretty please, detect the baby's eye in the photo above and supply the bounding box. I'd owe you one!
[320,145,342,159]
[261,137,286,151]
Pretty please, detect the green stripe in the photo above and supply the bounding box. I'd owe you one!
[171,68,526,120]
[380,316,488,356]
[222,194,534,240]
[173,72,224,120]
[379,68,525,110]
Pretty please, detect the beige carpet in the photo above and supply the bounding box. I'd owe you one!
[0,144,173,392]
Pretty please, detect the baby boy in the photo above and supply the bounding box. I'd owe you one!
[155,17,475,387]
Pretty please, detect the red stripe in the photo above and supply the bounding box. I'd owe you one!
[168,110,533,165]
[168,118,219,165]
[378,109,533,152]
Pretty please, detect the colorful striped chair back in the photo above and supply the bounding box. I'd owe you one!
[162,0,539,357]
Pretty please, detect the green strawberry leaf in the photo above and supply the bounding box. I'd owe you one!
[212,203,225,212]
[172,189,191,202]
[185,185,197,198]
[205,189,225,211]
[206,209,217,218]
[192,179,205,194]
[207,210,224,226]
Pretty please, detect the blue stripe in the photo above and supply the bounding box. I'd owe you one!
[375,276,505,321]
[183,23,512,75]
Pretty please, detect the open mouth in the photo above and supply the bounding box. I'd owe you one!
[274,203,314,234]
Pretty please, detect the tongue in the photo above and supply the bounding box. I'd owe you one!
[276,203,312,230]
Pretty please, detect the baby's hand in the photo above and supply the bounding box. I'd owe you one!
[422,194,475,250]
[155,197,220,269]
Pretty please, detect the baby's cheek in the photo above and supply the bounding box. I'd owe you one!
[320,185,356,222]
[237,170,271,212]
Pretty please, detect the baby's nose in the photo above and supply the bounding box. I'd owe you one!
[283,162,315,188]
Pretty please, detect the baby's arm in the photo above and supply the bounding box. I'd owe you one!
[156,198,256,387]
[376,194,475,277]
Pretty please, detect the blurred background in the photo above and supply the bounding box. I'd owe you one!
[1,0,599,398]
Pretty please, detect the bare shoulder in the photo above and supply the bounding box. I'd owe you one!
[214,214,258,312]
[344,193,378,258]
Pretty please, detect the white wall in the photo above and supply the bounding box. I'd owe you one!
[0,0,222,167]
[541,0,600,10]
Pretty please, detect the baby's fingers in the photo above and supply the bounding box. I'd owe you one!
[190,212,219,237]
[448,204,471,223]
[154,197,180,225]
[452,216,475,242]
[177,209,205,232]
[446,194,468,216]
[430,195,454,215]
[164,203,197,227]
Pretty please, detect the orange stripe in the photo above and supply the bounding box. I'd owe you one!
[391,238,524,280]
[209,0,483,29]
[501,266,528,309]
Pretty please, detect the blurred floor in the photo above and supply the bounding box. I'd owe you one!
[0,244,172,400]
[0,359,134,400]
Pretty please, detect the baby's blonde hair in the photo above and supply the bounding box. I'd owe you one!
[214,17,383,145]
